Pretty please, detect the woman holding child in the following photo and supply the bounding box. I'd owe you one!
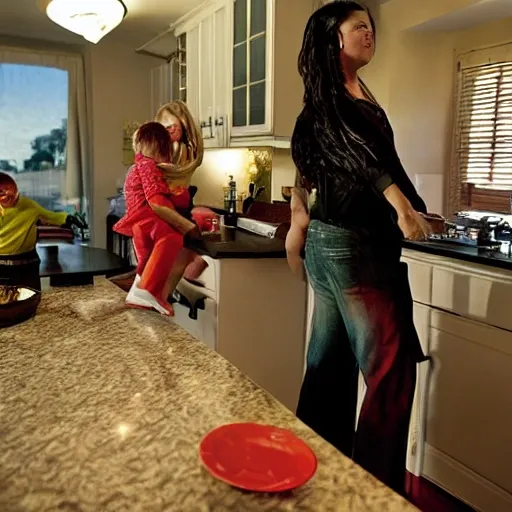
[114,100,207,316]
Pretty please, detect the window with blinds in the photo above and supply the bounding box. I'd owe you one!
[454,60,512,213]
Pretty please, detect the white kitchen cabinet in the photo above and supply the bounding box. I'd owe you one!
[143,0,312,146]
[424,311,512,512]
[175,1,229,148]
[146,31,185,116]
[186,24,200,124]
[431,261,512,332]
[231,0,272,137]
[150,61,176,118]
[229,0,314,143]
[171,0,314,148]
[212,7,229,144]
[403,248,512,511]
[405,303,432,479]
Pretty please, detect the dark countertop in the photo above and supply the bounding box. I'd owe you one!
[108,201,512,270]
[198,230,512,269]
[37,244,129,277]
[403,240,512,271]
[197,228,286,259]
[0,280,416,512]
[107,204,287,260]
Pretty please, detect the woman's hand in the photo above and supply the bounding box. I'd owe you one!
[150,199,197,235]
[382,184,431,241]
[286,188,310,281]
[398,210,432,241]
[185,224,202,240]
[184,224,207,251]
[290,188,310,231]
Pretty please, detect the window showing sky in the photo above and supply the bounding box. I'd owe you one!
[0,63,68,169]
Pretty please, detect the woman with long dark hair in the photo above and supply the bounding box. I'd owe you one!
[288,0,431,494]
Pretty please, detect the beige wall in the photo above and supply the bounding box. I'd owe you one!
[454,15,512,53]
[360,0,512,214]
[271,148,296,201]
[191,148,249,208]
[86,41,160,247]
[273,0,315,138]
[191,146,297,206]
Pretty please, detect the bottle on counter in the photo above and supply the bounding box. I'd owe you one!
[225,175,238,228]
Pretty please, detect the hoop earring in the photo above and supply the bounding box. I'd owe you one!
[340,41,344,50]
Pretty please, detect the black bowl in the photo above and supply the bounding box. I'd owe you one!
[0,286,41,328]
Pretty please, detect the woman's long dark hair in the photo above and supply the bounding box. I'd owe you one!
[292,1,382,190]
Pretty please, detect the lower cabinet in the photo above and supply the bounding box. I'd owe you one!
[403,249,512,512]
[276,249,512,511]
[173,257,308,412]
[423,310,512,512]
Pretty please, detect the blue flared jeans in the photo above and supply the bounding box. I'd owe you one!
[297,220,425,493]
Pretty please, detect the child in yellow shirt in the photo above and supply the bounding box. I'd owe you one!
[0,172,78,290]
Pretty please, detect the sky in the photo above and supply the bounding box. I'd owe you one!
[0,63,68,169]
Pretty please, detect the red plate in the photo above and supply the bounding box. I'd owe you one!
[199,423,318,492]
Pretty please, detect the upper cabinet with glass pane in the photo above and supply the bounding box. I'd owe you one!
[232,0,269,135]
[174,1,229,148]
[172,0,314,147]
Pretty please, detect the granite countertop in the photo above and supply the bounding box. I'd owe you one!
[0,280,416,512]
[403,239,512,271]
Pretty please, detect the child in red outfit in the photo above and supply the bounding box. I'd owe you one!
[114,122,198,316]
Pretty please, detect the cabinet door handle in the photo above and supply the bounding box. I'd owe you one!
[215,116,224,146]
[200,116,214,140]
[223,114,229,147]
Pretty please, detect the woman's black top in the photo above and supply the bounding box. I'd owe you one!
[296,99,427,242]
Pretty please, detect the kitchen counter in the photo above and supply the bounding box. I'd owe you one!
[195,229,512,271]
[197,228,286,259]
[0,280,416,512]
[199,230,512,267]
[403,240,512,271]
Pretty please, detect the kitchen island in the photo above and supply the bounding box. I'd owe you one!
[171,228,306,413]
[0,280,415,512]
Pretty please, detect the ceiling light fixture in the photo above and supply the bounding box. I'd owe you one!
[42,0,127,44]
